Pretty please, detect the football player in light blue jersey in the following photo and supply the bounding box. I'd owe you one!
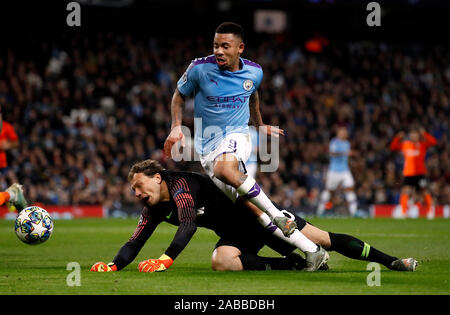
[317,127,358,216]
[175,54,262,155]
[164,22,327,269]
[329,137,351,172]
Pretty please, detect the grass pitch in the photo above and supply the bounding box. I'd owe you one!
[0,217,449,295]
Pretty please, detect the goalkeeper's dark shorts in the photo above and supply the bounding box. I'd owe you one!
[214,213,309,256]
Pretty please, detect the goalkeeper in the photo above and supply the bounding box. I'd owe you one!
[91,159,417,273]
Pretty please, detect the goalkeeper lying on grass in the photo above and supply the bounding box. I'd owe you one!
[91,159,417,273]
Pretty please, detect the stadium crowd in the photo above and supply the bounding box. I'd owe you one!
[1,32,448,215]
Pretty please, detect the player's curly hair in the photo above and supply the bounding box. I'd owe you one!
[128,159,165,181]
[215,22,244,41]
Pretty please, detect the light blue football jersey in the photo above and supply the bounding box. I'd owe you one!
[177,55,263,155]
[329,138,350,172]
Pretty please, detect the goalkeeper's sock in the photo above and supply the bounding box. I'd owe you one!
[328,232,397,268]
[0,191,11,206]
[257,213,318,253]
[236,176,284,220]
[239,253,306,271]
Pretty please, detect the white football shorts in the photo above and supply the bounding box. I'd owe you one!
[200,132,252,202]
[325,170,355,190]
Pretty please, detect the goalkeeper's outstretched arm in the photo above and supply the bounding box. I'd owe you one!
[91,212,161,272]
[138,178,200,273]
[113,214,161,270]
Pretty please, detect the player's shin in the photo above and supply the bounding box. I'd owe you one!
[237,176,296,236]
[257,213,318,253]
[236,177,277,220]
[328,232,397,268]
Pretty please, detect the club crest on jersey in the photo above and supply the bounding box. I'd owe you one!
[243,80,254,91]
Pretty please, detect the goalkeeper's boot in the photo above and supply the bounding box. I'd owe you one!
[285,252,306,271]
[318,262,330,271]
[6,183,28,212]
[273,210,297,237]
[390,258,418,272]
[304,245,329,272]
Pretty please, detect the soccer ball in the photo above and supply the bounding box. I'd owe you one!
[14,206,54,245]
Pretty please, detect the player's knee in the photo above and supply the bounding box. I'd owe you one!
[213,162,228,181]
[213,159,240,185]
[211,257,232,271]
[211,247,243,271]
[211,256,233,271]
[211,255,236,271]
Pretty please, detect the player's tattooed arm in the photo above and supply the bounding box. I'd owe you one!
[250,90,285,137]
[170,88,185,129]
[249,90,263,128]
[164,89,186,158]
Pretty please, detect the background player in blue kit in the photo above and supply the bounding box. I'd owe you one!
[318,126,358,216]
[164,22,327,269]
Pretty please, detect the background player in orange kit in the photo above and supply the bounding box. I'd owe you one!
[0,105,27,212]
[390,127,437,218]
[0,108,19,171]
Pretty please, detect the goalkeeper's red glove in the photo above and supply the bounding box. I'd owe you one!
[90,261,117,272]
[138,254,173,272]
